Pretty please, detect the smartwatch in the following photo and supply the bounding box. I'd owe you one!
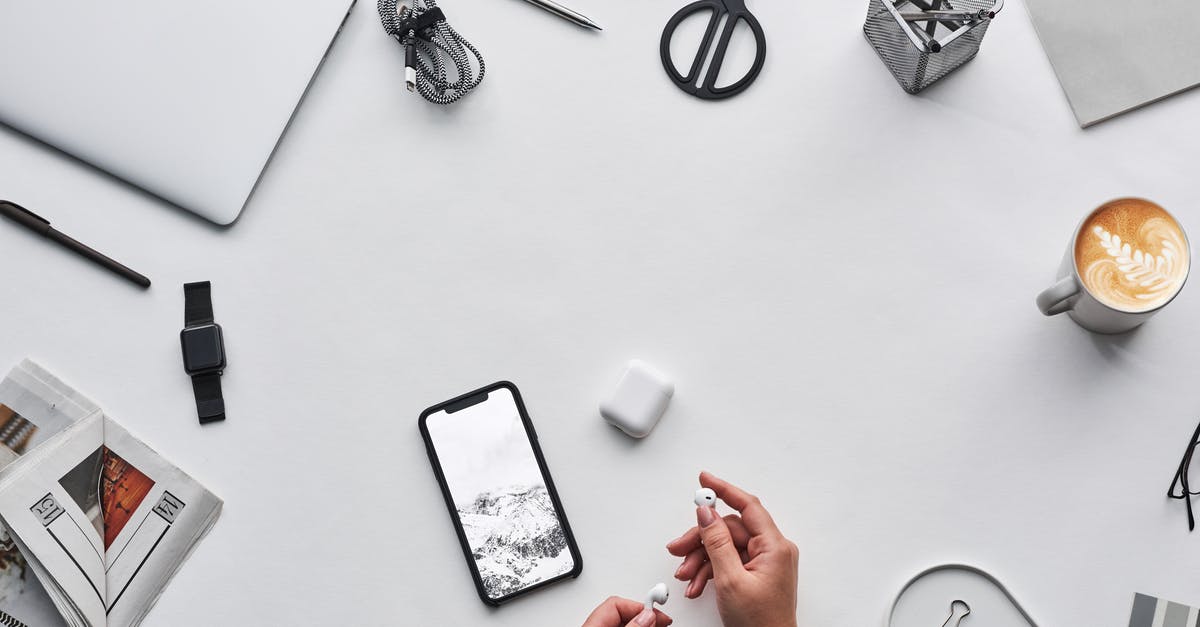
[180,281,226,424]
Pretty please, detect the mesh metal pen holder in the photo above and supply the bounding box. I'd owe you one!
[863,0,1002,94]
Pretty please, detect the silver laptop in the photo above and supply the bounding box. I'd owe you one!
[0,1,356,225]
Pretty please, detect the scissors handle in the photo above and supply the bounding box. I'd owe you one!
[660,0,766,100]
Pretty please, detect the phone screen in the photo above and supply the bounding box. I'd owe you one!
[422,386,576,602]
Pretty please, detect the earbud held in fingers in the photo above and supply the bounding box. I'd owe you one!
[645,583,669,610]
[694,488,716,507]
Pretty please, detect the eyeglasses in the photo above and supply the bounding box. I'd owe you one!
[1168,419,1200,531]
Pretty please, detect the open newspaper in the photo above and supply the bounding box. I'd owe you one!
[0,360,222,627]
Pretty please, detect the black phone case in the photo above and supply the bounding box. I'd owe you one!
[418,381,583,606]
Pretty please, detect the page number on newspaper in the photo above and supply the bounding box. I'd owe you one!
[153,491,185,524]
[31,493,65,527]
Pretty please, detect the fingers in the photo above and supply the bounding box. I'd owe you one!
[699,471,783,537]
[686,561,713,598]
[667,515,751,557]
[581,596,635,627]
[673,547,707,581]
[623,609,672,627]
[695,505,745,581]
[685,546,751,599]
[666,527,701,557]
[582,597,673,627]
[672,516,751,581]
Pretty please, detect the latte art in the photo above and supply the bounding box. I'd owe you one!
[1075,199,1189,312]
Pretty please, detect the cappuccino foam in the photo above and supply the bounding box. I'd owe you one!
[1075,199,1189,312]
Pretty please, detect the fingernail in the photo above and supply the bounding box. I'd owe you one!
[686,579,699,597]
[635,608,656,627]
[674,564,684,578]
[697,505,717,527]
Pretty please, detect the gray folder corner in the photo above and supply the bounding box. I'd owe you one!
[1024,0,1200,127]
[1129,593,1200,627]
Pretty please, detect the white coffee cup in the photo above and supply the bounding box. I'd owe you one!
[1037,198,1190,334]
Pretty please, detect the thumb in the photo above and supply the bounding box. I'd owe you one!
[696,506,744,581]
[624,608,657,627]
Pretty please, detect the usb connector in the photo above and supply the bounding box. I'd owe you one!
[404,41,417,93]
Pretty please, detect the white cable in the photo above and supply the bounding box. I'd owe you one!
[886,563,1039,627]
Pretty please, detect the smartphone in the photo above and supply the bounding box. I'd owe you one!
[419,382,582,605]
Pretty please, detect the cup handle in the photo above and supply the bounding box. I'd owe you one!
[1036,276,1080,316]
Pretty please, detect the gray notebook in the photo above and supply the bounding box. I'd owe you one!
[1024,0,1200,127]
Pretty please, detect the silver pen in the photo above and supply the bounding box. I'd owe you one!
[901,9,993,22]
[519,0,602,30]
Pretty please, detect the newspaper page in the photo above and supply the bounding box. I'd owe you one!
[0,363,223,627]
[100,417,222,627]
[0,413,106,626]
[0,359,99,627]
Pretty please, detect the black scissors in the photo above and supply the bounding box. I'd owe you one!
[660,0,766,100]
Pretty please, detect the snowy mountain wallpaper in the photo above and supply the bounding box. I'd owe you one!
[424,388,574,600]
[458,484,572,598]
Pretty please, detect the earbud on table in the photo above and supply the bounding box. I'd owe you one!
[645,583,669,610]
[695,488,716,507]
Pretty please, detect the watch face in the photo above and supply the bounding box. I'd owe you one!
[181,324,225,373]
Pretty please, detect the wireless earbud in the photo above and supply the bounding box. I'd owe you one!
[695,488,716,507]
[645,583,669,610]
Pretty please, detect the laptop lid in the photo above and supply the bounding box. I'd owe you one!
[0,0,355,225]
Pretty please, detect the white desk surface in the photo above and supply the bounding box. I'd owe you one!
[2,1,1200,625]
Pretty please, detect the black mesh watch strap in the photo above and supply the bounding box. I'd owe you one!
[191,373,225,424]
[183,281,225,424]
[184,281,214,326]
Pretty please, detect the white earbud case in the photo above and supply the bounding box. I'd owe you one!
[599,360,674,438]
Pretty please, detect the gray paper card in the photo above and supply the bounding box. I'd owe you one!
[1024,0,1200,127]
[1129,593,1200,627]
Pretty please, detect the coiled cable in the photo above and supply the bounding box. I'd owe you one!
[378,0,485,105]
[0,609,29,627]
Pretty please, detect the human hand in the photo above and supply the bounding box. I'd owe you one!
[666,472,799,627]
[581,596,672,627]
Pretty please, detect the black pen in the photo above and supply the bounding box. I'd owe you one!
[0,200,151,289]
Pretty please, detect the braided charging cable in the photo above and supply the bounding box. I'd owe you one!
[378,0,485,105]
